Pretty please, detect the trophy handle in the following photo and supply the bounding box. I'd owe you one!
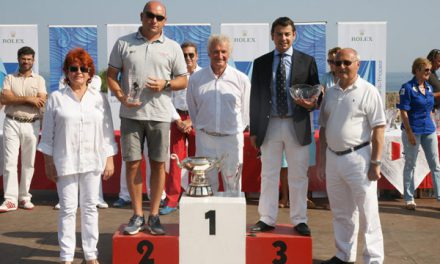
[170,153,182,168]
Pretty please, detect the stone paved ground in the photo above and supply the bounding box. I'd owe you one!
[0,190,439,263]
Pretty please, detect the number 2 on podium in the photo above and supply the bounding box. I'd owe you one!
[205,210,216,235]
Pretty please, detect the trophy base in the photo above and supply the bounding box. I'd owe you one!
[187,184,213,197]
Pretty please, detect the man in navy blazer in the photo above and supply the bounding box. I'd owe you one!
[249,17,319,236]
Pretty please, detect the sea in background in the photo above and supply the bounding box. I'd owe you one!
[386,72,413,92]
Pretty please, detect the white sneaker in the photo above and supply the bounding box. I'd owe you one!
[19,200,35,210]
[405,200,416,210]
[53,203,60,210]
[97,201,109,209]
[0,200,17,212]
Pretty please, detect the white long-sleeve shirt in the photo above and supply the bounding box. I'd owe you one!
[38,86,118,176]
[187,65,250,135]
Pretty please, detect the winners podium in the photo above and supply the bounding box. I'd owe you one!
[113,193,312,264]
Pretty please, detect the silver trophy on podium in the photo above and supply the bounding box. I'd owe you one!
[289,84,322,101]
[171,154,222,197]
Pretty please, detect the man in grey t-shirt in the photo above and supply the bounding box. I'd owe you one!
[107,0,187,236]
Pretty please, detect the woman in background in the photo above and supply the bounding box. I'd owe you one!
[398,57,440,210]
[38,48,117,264]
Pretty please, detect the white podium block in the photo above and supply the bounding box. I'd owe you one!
[179,193,246,264]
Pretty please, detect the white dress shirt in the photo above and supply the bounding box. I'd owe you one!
[38,85,118,176]
[187,65,250,135]
[172,65,201,111]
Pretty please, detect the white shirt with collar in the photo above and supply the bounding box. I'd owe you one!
[38,85,118,176]
[319,75,386,152]
[172,65,202,111]
[187,65,250,135]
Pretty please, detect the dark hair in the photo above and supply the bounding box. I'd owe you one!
[328,47,342,56]
[17,46,35,58]
[427,49,440,62]
[181,41,198,53]
[63,48,95,85]
[271,17,296,34]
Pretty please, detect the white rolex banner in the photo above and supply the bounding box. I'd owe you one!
[0,24,39,79]
[0,25,39,131]
[338,22,387,102]
[220,23,270,77]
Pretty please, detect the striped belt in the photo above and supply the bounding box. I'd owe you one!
[200,128,231,137]
[6,114,39,123]
[328,142,370,156]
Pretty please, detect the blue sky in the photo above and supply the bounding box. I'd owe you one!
[2,0,438,73]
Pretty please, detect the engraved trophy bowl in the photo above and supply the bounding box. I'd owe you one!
[289,84,323,101]
[171,154,222,197]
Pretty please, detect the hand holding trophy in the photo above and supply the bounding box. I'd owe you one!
[289,84,322,109]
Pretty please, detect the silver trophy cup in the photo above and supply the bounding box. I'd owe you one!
[289,84,322,101]
[171,154,222,197]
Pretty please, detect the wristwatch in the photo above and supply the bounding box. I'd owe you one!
[164,80,171,89]
[370,160,382,166]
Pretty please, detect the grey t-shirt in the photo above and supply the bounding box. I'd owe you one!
[108,29,187,122]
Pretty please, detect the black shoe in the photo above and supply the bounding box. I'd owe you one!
[294,223,311,236]
[250,221,275,232]
[147,215,165,235]
[321,256,354,264]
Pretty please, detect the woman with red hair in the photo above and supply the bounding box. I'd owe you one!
[38,48,117,264]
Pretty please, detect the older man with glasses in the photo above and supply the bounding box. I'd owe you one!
[318,48,385,264]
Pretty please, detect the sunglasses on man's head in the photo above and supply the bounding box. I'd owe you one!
[184,53,195,59]
[69,66,89,73]
[144,11,166,22]
[335,60,357,67]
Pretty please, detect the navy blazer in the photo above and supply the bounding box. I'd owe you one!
[250,49,320,147]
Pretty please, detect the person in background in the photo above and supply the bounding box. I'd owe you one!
[160,41,200,215]
[426,49,440,108]
[38,47,117,264]
[107,1,187,235]
[318,48,385,264]
[0,46,46,213]
[320,47,341,91]
[397,57,440,210]
[278,153,289,208]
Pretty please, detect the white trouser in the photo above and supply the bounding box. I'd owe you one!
[195,130,243,195]
[258,117,309,226]
[326,146,384,264]
[2,118,39,204]
[57,171,100,262]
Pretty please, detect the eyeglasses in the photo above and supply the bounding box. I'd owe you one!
[144,11,166,22]
[183,53,195,59]
[69,66,89,73]
[327,59,335,65]
[335,60,357,67]
[423,68,432,73]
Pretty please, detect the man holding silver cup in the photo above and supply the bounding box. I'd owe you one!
[187,34,250,196]
[249,17,320,236]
